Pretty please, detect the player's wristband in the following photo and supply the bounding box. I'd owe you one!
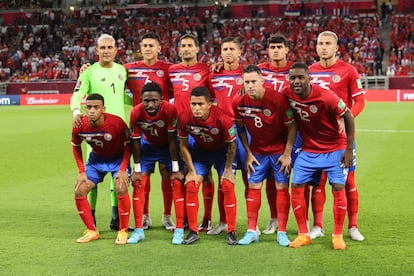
[172,161,179,172]
[134,163,141,173]
[73,109,81,117]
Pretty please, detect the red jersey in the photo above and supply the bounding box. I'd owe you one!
[129,101,178,147]
[258,61,293,93]
[233,88,294,155]
[124,60,173,106]
[283,85,348,153]
[178,106,236,151]
[168,62,211,114]
[209,64,244,116]
[309,60,365,107]
[71,113,130,158]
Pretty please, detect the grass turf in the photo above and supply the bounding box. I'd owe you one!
[0,102,413,275]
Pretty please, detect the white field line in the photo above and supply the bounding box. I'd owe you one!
[357,128,414,133]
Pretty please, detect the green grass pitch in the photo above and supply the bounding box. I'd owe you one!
[0,102,413,275]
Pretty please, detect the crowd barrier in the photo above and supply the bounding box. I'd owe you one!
[1,90,413,106]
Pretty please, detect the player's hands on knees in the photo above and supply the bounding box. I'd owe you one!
[75,172,92,196]
[341,148,354,168]
[171,171,184,182]
[131,171,142,182]
[276,154,292,176]
[80,63,91,73]
[115,170,130,194]
[245,153,259,178]
[73,114,83,128]
[184,170,197,185]
[221,168,235,184]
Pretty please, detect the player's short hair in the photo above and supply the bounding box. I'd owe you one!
[141,32,160,43]
[191,86,211,102]
[243,64,262,76]
[290,62,309,74]
[97,33,115,46]
[179,33,199,47]
[267,34,289,48]
[86,93,105,105]
[317,31,339,45]
[141,82,163,97]
[222,36,241,48]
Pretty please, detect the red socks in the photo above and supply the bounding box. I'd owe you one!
[291,187,308,234]
[312,172,327,228]
[346,171,359,228]
[161,178,173,215]
[172,179,186,229]
[266,178,277,220]
[276,188,290,232]
[186,181,201,233]
[221,179,237,232]
[117,193,131,231]
[75,196,96,230]
[217,185,226,223]
[202,179,214,222]
[131,176,148,228]
[143,176,151,215]
[332,188,347,235]
[246,188,261,231]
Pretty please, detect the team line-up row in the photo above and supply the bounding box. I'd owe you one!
[70,31,366,250]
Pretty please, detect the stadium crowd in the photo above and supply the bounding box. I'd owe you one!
[0,1,412,82]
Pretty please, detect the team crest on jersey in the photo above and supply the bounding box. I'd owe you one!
[157,70,164,77]
[210,128,219,135]
[118,74,124,81]
[309,105,318,113]
[193,73,201,81]
[332,75,341,83]
[263,109,271,117]
[236,77,243,85]
[156,120,165,127]
[104,133,112,141]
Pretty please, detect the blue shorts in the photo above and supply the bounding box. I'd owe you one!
[140,138,172,173]
[235,129,250,170]
[85,152,131,185]
[248,153,290,185]
[192,147,236,177]
[291,132,303,165]
[292,150,348,186]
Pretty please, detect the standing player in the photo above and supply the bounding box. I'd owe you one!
[178,87,238,245]
[128,82,184,244]
[233,65,296,246]
[168,34,214,232]
[72,93,131,245]
[208,36,247,235]
[257,34,295,235]
[308,31,365,241]
[285,62,355,250]
[71,34,128,231]
[124,32,175,231]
